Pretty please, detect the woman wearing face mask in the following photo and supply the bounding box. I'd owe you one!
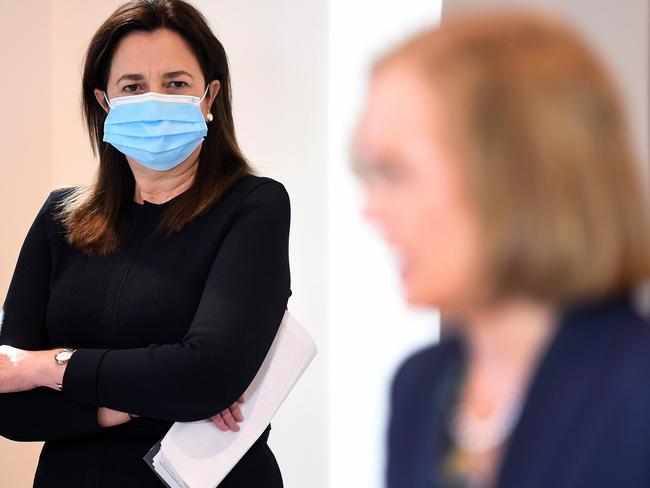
[0,1,288,486]
[354,10,650,488]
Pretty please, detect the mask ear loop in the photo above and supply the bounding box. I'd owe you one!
[200,84,213,122]
[199,84,210,103]
[103,92,113,110]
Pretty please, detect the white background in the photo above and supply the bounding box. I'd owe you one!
[326,1,442,486]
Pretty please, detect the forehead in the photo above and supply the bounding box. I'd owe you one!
[355,64,441,155]
[108,28,203,81]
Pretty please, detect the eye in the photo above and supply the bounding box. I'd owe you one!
[353,157,404,185]
[376,164,404,183]
[168,81,189,89]
[123,84,142,93]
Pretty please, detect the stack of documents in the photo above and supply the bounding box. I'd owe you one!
[144,310,317,488]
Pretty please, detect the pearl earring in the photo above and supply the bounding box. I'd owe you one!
[206,112,213,122]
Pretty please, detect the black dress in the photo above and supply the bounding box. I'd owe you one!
[0,174,290,487]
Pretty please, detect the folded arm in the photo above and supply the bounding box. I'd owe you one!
[0,191,104,441]
[59,181,292,422]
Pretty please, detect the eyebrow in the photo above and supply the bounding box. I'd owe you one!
[115,71,194,85]
[115,73,144,84]
[162,70,194,80]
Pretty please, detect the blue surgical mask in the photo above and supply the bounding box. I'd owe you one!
[102,86,209,171]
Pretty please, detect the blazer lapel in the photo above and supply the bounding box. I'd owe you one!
[494,296,633,488]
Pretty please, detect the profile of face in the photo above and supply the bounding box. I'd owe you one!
[354,64,483,312]
[93,28,221,173]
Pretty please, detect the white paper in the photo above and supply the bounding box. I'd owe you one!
[150,310,317,488]
[152,452,188,488]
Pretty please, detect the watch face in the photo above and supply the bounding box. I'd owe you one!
[56,350,74,362]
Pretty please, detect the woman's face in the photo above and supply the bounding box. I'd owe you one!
[94,28,219,172]
[101,27,217,105]
[353,64,484,311]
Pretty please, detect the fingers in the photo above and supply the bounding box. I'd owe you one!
[238,395,246,404]
[210,400,246,432]
[209,410,239,432]
[229,403,244,423]
[220,407,241,432]
[211,413,228,432]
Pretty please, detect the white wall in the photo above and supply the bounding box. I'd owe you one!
[327,2,442,486]
[0,4,53,484]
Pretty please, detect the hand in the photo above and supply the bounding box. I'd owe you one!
[97,407,132,428]
[210,396,245,432]
[0,345,40,393]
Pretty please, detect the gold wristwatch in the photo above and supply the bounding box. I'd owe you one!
[54,348,76,391]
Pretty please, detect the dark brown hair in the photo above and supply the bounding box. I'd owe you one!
[375,10,650,306]
[56,0,253,256]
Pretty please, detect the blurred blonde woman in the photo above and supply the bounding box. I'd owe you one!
[353,10,650,488]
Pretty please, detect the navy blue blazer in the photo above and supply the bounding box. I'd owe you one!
[387,294,650,488]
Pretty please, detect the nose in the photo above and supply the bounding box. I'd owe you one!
[362,188,390,238]
[361,190,378,223]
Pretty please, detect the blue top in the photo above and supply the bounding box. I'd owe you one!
[387,293,650,488]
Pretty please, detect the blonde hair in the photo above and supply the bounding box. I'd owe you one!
[375,10,650,306]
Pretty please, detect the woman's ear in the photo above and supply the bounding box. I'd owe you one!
[206,79,221,108]
[202,80,221,122]
[94,88,110,114]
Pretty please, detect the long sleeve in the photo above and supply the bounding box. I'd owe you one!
[0,191,103,442]
[62,180,292,422]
